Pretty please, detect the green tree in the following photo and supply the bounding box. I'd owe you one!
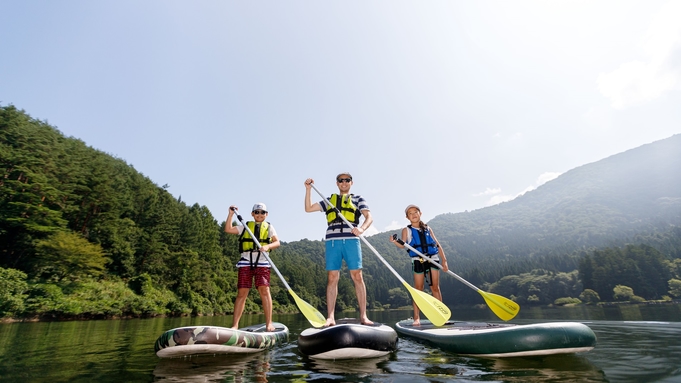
[668,259,681,279]
[0,267,28,317]
[579,289,600,304]
[668,279,681,298]
[554,297,581,306]
[613,285,635,302]
[387,287,410,308]
[579,245,672,301]
[34,231,109,282]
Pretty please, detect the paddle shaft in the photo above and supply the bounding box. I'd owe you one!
[308,184,409,285]
[393,234,479,292]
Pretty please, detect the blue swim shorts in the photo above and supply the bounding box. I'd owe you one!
[325,238,362,271]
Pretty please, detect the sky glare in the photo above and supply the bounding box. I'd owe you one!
[2,1,680,242]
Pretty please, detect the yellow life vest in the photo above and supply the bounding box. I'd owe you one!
[238,221,271,253]
[325,194,360,225]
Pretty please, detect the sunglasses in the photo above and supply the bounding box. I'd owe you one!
[337,178,352,183]
[253,210,268,215]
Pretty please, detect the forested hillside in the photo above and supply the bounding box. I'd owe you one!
[1,105,237,318]
[429,135,681,274]
[2,105,680,321]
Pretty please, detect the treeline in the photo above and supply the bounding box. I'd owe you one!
[2,104,681,321]
[483,240,681,306]
[578,242,681,302]
[1,105,240,319]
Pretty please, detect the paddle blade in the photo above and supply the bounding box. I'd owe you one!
[403,282,451,326]
[478,290,520,321]
[288,289,326,328]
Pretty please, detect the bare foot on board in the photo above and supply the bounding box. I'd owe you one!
[360,317,374,326]
[412,319,421,326]
[324,318,336,327]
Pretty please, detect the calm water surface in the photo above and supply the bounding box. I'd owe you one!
[1,305,680,382]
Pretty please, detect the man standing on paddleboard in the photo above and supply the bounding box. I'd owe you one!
[304,173,374,327]
[225,203,281,332]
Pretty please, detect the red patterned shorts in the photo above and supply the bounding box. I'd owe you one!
[237,266,271,289]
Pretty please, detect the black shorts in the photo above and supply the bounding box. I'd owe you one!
[412,258,439,274]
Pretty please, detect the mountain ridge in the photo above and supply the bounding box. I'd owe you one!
[419,134,681,261]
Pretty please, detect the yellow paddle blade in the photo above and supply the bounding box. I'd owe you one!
[478,290,520,321]
[403,282,451,326]
[289,289,326,328]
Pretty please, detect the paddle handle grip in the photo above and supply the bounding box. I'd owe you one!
[392,234,480,292]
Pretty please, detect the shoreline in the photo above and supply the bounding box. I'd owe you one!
[3,300,679,324]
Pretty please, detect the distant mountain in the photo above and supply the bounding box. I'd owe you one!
[428,134,681,263]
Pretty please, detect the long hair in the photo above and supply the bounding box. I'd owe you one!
[415,220,428,231]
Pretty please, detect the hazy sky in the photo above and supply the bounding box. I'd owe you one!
[2,1,680,242]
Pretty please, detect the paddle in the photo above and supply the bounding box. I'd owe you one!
[308,183,451,326]
[392,234,520,321]
[232,208,326,328]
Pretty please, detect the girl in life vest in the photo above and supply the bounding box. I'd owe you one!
[390,204,449,326]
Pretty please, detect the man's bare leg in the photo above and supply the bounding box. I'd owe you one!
[325,270,340,326]
[350,269,373,325]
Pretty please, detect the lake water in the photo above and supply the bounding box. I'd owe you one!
[1,304,680,382]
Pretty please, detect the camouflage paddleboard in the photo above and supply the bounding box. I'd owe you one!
[154,322,289,358]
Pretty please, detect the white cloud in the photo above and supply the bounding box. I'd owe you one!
[473,187,501,197]
[383,220,403,232]
[598,61,678,109]
[583,106,613,130]
[536,172,561,185]
[482,172,561,206]
[598,1,681,109]
[364,225,379,237]
[488,193,517,205]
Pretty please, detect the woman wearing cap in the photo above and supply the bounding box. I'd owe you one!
[390,204,448,326]
[225,203,281,332]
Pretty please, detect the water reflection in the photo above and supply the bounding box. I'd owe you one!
[387,337,607,382]
[153,352,270,382]
[2,306,681,383]
[586,320,681,383]
[305,354,392,375]
[478,354,607,382]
